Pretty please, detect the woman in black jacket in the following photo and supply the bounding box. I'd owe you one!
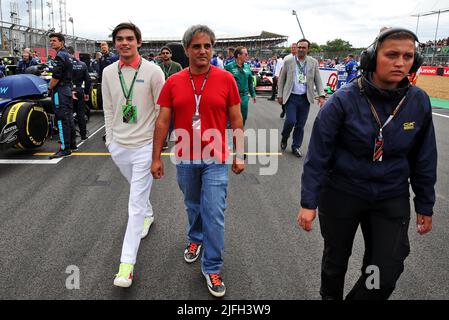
[297,28,437,300]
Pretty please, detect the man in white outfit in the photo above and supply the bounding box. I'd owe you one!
[102,22,165,288]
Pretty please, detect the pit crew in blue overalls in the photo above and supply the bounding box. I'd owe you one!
[345,54,359,83]
[16,50,38,74]
[68,46,91,141]
[48,33,75,159]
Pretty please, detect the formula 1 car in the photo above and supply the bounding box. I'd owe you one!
[255,69,273,92]
[0,73,52,150]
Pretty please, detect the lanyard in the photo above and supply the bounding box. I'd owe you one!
[118,58,142,105]
[188,67,211,116]
[295,57,306,75]
[365,94,407,139]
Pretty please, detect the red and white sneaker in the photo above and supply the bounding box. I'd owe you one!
[184,242,202,263]
[203,272,226,298]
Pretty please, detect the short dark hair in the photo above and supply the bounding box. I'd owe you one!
[297,38,311,48]
[66,46,75,55]
[234,46,246,59]
[160,46,172,54]
[112,22,142,44]
[49,32,65,43]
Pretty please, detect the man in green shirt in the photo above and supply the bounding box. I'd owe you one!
[157,46,183,149]
[157,46,183,80]
[225,46,256,126]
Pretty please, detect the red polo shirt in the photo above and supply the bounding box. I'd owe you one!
[157,66,241,162]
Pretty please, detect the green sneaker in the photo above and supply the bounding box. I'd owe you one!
[141,216,154,239]
[113,263,134,288]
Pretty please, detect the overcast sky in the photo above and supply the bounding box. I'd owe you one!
[5,0,449,47]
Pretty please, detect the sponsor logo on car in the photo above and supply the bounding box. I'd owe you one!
[0,122,18,145]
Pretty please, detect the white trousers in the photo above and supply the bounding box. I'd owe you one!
[108,141,154,265]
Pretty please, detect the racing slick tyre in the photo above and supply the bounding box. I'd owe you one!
[88,83,103,110]
[0,101,49,149]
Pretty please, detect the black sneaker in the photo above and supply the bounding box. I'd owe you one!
[71,144,79,152]
[280,139,288,151]
[292,148,303,158]
[184,242,202,263]
[162,141,169,150]
[202,272,226,298]
[81,136,88,141]
[49,149,72,159]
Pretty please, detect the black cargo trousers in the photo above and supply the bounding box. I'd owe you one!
[72,86,87,139]
[52,85,76,151]
[317,186,411,300]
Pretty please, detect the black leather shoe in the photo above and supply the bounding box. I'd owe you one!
[281,140,287,151]
[292,148,302,158]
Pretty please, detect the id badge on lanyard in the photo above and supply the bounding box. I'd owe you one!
[118,59,142,124]
[189,68,211,130]
[192,98,201,130]
[367,94,407,162]
[123,104,137,124]
[297,59,307,84]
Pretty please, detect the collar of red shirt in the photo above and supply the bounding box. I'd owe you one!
[119,54,141,69]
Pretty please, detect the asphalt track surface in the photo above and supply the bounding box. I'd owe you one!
[0,98,448,300]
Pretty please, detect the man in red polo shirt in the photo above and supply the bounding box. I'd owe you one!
[151,25,244,298]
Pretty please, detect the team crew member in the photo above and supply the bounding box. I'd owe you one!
[16,50,38,74]
[102,22,165,288]
[90,52,101,74]
[224,47,235,66]
[99,41,118,83]
[345,54,359,83]
[225,46,256,126]
[298,28,437,300]
[48,33,76,159]
[68,46,91,141]
[152,25,244,298]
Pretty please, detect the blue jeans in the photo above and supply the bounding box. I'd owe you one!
[281,93,311,150]
[176,162,229,274]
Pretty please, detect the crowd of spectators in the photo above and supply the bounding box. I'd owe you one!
[419,37,449,48]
